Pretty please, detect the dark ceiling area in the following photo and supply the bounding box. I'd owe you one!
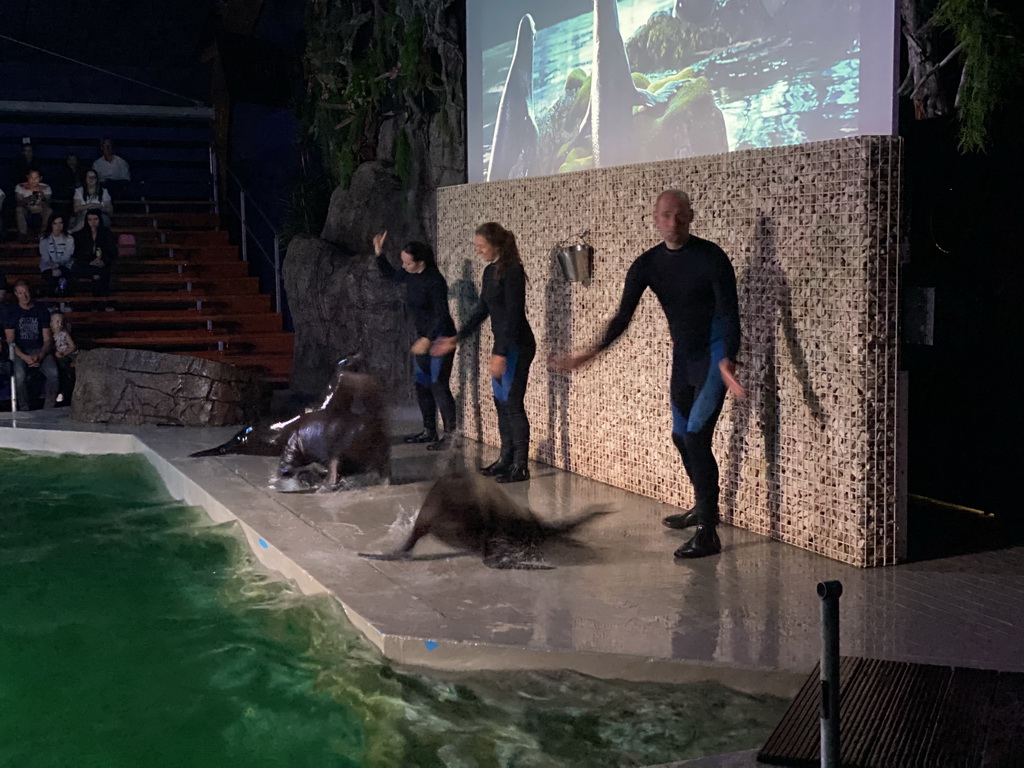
[0,0,216,68]
[0,0,221,105]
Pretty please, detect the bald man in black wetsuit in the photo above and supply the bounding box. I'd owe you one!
[553,190,745,559]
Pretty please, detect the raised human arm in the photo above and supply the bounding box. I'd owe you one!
[550,258,647,372]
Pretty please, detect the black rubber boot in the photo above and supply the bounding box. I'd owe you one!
[673,525,722,559]
[496,442,531,483]
[662,507,699,529]
[426,435,452,452]
[481,398,513,475]
[404,429,438,444]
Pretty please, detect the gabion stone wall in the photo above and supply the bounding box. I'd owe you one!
[437,136,903,567]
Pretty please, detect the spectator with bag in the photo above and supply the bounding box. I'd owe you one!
[74,209,118,297]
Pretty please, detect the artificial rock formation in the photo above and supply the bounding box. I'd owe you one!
[72,348,261,427]
[282,232,411,399]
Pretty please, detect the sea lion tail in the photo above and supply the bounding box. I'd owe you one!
[542,505,614,536]
[358,550,410,561]
[188,444,229,458]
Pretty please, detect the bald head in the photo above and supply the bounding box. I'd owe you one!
[653,189,694,248]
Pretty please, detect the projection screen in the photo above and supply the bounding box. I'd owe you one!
[466,0,898,183]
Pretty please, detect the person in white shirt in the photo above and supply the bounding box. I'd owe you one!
[14,170,53,242]
[39,213,76,296]
[70,169,113,231]
[92,137,132,198]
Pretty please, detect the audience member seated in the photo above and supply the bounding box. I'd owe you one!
[50,311,77,405]
[70,170,113,231]
[13,141,41,189]
[3,280,58,411]
[92,137,132,199]
[15,170,53,242]
[57,154,86,201]
[74,209,118,297]
[39,214,76,297]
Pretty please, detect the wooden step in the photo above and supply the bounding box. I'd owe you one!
[1,257,248,279]
[2,241,240,261]
[3,272,260,294]
[68,310,283,333]
[111,212,220,230]
[85,330,294,354]
[112,228,229,245]
[54,293,272,312]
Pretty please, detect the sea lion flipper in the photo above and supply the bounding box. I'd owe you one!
[358,550,412,561]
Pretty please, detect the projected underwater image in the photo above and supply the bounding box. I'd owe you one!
[470,0,889,182]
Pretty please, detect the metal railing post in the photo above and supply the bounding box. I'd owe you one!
[273,234,282,314]
[817,580,842,768]
[209,145,220,216]
[8,345,16,413]
[239,189,248,263]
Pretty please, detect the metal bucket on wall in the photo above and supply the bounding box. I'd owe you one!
[556,244,593,283]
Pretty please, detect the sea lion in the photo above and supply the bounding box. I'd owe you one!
[273,370,391,492]
[486,14,538,181]
[576,0,685,168]
[359,470,611,568]
[189,356,363,458]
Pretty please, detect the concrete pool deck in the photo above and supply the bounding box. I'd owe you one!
[3,408,1024,712]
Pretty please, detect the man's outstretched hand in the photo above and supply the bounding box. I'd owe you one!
[719,358,745,399]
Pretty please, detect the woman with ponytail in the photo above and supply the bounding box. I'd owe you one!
[432,222,535,483]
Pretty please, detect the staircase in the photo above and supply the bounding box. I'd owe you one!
[1,200,293,383]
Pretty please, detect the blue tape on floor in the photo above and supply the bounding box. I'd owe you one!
[425,640,439,652]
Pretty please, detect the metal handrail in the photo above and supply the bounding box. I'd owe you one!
[209,146,283,314]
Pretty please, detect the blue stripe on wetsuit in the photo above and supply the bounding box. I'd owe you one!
[413,355,446,388]
[491,345,520,402]
[671,315,727,435]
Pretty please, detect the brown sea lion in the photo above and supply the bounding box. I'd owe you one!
[189,356,364,458]
[273,369,391,492]
[359,470,611,568]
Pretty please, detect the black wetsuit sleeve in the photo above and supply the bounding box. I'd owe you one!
[457,268,490,342]
[598,257,648,350]
[713,254,741,360]
[493,263,526,356]
[376,254,406,284]
[426,272,451,339]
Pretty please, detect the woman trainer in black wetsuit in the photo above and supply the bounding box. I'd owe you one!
[373,232,458,451]
[432,222,536,483]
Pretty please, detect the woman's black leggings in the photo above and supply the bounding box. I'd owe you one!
[491,342,535,464]
[413,350,456,434]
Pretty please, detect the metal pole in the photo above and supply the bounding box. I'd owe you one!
[240,189,248,263]
[273,234,281,314]
[817,580,842,768]
[209,145,220,216]
[8,345,16,413]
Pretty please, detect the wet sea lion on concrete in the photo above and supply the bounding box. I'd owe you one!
[273,370,391,492]
[359,470,611,568]
[189,356,364,458]
[575,0,685,168]
[486,14,538,181]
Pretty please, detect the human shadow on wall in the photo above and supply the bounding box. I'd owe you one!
[543,250,573,469]
[724,212,828,538]
[451,258,482,440]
